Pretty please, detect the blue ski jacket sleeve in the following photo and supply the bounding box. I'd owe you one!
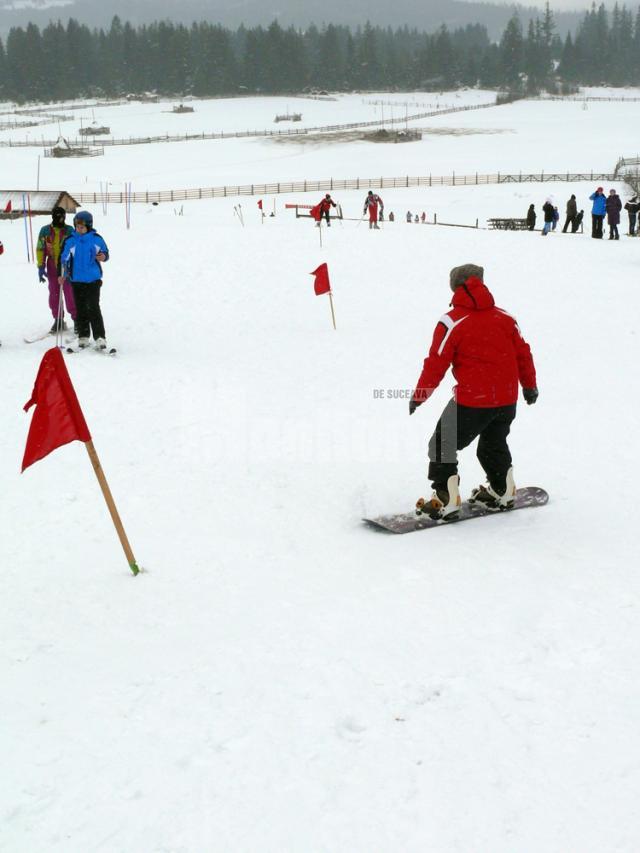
[60,230,109,281]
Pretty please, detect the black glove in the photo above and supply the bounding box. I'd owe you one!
[523,387,539,405]
[38,265,46,283]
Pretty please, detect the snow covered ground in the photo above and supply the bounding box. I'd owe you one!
[2,91,640,852]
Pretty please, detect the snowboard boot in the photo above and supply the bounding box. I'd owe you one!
[78,337,91,349]
[416,474,461,521]
[469,467,516,511]
[95,338,107,350]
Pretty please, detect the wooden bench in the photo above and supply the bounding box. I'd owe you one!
[487,218,530,230]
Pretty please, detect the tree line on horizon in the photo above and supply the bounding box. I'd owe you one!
[0,4,639,103]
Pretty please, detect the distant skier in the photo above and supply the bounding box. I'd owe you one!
[589,187,606,238]
[526,204,536,231]
[317,193,337,227]
[421,211,426,223]
[562,194,577,233]
[624,196,639,235]
[572,210,584,233]
[363,190,383,229]
[541,198,554,236]
[606,188,622,240]
[388,211,395,222]
[36,206,76,334]
[59,210,110,350]
[409,263,538,520]
[406,211,412,223]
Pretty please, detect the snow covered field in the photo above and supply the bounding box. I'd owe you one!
[2,91,640,852]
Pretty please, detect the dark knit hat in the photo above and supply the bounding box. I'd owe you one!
[449,263,484,291]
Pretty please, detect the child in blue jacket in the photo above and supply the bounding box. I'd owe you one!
[59,210,110,349]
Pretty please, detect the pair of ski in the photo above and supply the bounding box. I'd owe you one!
[24,330,116,355]
[66,343,117,356]
[364,487,548,534]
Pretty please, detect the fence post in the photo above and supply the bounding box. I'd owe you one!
[476,172,478,184]
[476,218,478,228]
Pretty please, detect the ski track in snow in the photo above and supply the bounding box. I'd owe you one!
[1,89,640,853]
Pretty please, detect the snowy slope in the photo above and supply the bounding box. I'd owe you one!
[2,93,640,852]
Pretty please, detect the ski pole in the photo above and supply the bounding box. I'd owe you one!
[55,277,65,348]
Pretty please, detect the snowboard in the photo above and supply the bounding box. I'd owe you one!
[363,487,548,534]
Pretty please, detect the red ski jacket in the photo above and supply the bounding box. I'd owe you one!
[412,277,537,408]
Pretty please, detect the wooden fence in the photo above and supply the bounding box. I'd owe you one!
[73,171,617,205]
[0,100,499,149]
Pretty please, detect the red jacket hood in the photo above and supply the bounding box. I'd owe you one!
[451,276,495,310]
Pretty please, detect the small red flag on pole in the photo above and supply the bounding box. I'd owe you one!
[22,347,91,470]
[4,199,11,213]
[310,263,336,329]
[257,199,263,210]
[22,348,140,575]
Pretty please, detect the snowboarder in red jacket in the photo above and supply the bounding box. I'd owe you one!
[409,263,538,520]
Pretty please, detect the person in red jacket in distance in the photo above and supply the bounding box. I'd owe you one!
[409,263,539,520]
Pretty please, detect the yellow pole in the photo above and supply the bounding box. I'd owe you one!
[84,440,140,575]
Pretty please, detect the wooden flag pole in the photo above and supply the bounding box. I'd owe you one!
[84,440,140,575]
[328,292,337,330]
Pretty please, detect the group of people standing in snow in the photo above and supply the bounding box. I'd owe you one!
[35,206,110,348]
[527,187,636,240]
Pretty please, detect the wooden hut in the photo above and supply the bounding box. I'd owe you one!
[0,191,80,220]
[44,136,104,158]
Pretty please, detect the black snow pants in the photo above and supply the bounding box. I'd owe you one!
[592,214,604,238]
[428,400,517,494]
[72,280,106,340]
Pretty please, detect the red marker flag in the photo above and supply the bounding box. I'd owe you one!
[310,203,322,222]
[22,347,91,472]
[257,199,263,210]
[21,347,140,575]
[310,262,331,295]
[4,200,12,213]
